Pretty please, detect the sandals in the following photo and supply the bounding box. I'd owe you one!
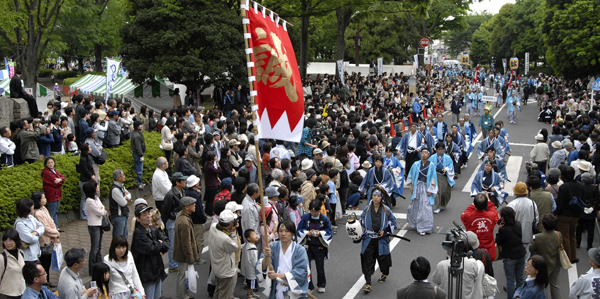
[363,284,372,293]
[378,274,388,283]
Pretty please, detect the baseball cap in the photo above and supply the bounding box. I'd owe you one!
[133,198,148,207]
[225,201,243,213]
[134,205,154,217]
[219,210,238,224]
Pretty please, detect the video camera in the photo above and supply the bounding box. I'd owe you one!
[441,224,469,270]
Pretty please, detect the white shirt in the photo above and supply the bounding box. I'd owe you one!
[152,168,172,201]
[0,136,16,155]
[270,145,291,161]
[408,132,418,150]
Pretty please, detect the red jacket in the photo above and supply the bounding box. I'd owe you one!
[461,200,499,260]
[42,167,65,202]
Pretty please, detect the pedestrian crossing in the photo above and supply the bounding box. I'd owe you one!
[461,155,523,196]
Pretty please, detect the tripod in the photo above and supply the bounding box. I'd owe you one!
[446,261,464,299]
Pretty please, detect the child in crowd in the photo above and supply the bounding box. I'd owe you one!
[241,229,259,299]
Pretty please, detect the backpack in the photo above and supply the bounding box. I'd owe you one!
[214,189,232,202]
[272,199,289,223]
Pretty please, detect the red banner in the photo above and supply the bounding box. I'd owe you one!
[474,66,479,84]
[246,6,304,142]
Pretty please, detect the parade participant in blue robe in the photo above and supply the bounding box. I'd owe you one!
[479,147,508,182]
[444,134,461,165]
[429,142,455,214]
[383,146,404,197]
[432,114,448,143]
[477,130,504,160]
[397,123,426,176]
[260,220,310,299]
[507,90,520,124]
[471,161,508,206]
[419,122,436,152]
[494,127,509,157]
[412,100,422,121]
[496,121,511,153]
[359,187,397,293]
[458,116,476,159]
[406,148,438,235]
[297,201,333,293]
[359,155,397,207]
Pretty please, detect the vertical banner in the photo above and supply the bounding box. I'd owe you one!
[502,58,507,74]
[474,65,480,84]
[413,54,418,75]
[245,4,304,142]
[8,61,15,78]
[510,57,518,70]
[524,53,530,75]
[424,55,431,65]
[105,58,121,103]
[461,54,469,65]
[337,60,344,84]
[377,57,383,76]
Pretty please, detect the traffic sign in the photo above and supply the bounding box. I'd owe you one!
[592,78,600,91]
[419,37,431,48]
[442,55,446,61]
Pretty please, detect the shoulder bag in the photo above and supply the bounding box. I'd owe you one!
[569,185,586,213]
[161,138,173,151]
[531,199,541,235]
[102,215,111,232]
[557,231,572,269]
[114,266,143,299]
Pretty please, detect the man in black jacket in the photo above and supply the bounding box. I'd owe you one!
[161,172,188,272]
[10,69,39,117]
[130,121,146,189]
[131,205,170,299]
[555,165,584,263]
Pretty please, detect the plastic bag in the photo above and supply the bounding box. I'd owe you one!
[186,264,198,293]
[51,243,63,270]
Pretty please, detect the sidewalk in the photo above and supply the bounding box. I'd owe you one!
[48,188,156,286]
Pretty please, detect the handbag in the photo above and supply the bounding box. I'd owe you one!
[115,267,143,299]
[569,195,586,213]
[40,241,54,256]
[482,273,499,297]
[101,215,111,232]
[557,231,572,269]
[161,139,173,151]
[531,199,541,235]
[94,150,108,165]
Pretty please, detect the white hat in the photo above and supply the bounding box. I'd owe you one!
[186,175,200,188]
[313,148,323,155]
[535,134,544,141]
[225,201,243,213]
[301,159,314,171]
[219,210,238,223]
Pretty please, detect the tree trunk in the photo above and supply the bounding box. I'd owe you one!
[299,14,310,78]
[77,56,85,74]
[335,7,352,62]
[94,44,103,72]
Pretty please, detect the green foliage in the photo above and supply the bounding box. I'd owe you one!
[120,0,246,92]
[56,71,79,80]
[470,27,491,65]
[38,69,54,77]
[63,76,84,87]
[543,0,600,79]
[443,12,492,57]
[0,131,162,229]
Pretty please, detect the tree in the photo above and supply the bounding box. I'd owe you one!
[56,0,97,73]
[487,3,514,70]
[120,0,246,92]
[443,12,492,57]
[543,0,600,78]
[0,0,63,95]
[469,26,491,64]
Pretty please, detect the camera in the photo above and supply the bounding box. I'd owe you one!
[442,228,469,270]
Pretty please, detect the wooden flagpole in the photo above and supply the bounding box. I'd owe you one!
[240,0,271,272]
[240,3,318,298]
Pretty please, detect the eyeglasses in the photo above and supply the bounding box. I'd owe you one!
[37,271,48,277]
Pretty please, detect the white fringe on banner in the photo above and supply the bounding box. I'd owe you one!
[245,48,253,54]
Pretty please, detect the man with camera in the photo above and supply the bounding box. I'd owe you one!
[15,118,44,164]
[10,69,40,118]
[431,230,484,299]
[461,193,499,260]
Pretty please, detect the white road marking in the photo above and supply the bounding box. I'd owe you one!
[462,162,483,194]
[202,246,209,254]
[342,229,408,299]
[473,141,535,147]
[462,156,522,196]
[394,213,407,219]
[568,265,579,290]
[503,156,522,196]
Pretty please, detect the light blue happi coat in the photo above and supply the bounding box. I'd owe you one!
[406,160,438,205]
[257,241,310,299]
[471,169,508,205]
[384,155,405,195]
[478,157,508,182]
[360,204,397,255]
[359,166,396,199]
[477,137,504,159]
[429,153,455,187]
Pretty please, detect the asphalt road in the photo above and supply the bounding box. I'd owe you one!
[158,93,596,299]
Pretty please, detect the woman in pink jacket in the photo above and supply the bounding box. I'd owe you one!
[32,191,60,288]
